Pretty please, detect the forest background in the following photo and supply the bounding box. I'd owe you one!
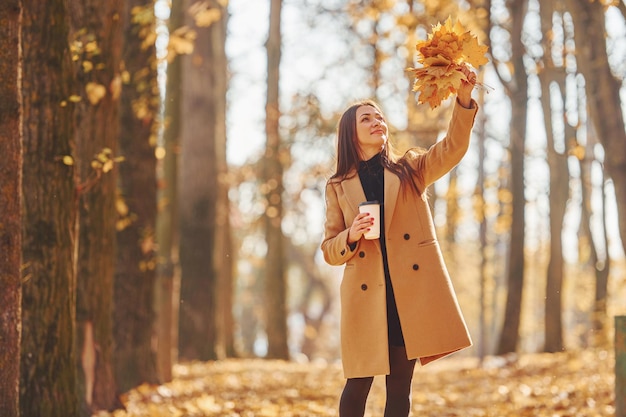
[1,0,626,416]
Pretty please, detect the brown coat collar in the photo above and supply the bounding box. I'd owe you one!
[340,168,401,234]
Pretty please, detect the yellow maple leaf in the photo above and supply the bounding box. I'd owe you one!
[460,32,489,67]
[408,16,490,108]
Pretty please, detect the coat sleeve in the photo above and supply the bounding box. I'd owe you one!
[321,180,359,266]
[410,98,478,188]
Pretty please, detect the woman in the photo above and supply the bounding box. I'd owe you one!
[321,68,478,417]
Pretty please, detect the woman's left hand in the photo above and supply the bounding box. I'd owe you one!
[457,67,476,108]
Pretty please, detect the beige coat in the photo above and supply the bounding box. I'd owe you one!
[322,101,478,378]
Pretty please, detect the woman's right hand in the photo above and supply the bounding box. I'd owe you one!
[347,212,374,244]
[457,66,477,108]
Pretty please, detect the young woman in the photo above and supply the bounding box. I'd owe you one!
[321,68,478,417]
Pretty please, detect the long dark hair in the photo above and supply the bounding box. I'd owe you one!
[330,99,423,195]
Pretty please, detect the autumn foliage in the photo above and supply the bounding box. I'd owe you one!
[409,17,489,108]
[92,349,614,416]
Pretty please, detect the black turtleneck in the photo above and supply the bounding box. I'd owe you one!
[358,152,384,205]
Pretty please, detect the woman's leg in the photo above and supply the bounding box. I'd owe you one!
[384,345,417,417]
[339,376,374,417]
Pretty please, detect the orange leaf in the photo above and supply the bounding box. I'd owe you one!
[460,33,489,68]
[408,16,489,108]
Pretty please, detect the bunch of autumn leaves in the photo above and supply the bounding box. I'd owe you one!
[409,17,489,108]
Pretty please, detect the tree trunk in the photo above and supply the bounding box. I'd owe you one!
[579,121,611,347]
[263,0,289,360]
[0,2,22,414]
[591,166,611,347]
[593,174,611,345]
[155,0,183,381]
[497,0,528,355]
[20,0,79,415]
[473,87,489,361]
[537,0,569,353]
[285,240,333,360]
[114,0,160,393]
[567,0,626,258]
[540,76,569,352]
[215,215,236,358]
[210,5,235,359]
[178,0,226,361]
[68,0,124,411]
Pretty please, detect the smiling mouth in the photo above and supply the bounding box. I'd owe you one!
[371,130,385,135]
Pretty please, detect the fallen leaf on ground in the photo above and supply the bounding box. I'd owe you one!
[93,349,614,417]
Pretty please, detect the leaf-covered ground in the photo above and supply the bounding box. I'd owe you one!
[95,349,615,417]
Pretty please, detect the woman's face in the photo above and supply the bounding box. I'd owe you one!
[355,105,387,158]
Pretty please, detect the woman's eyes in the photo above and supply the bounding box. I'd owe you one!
[360,116,384,122]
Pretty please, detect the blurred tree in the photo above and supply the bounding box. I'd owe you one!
[178,0,228,361]
[278,93,338,360]
[211,5,235,359]
[0,1,22,414]
[567,0,626,259]
[68,0,124,411]
[263,0,289,359]
[537,0,570,353]
[495,0,529,355]
[214,190,236,359]
[155,0,184,380]
[286,240,333,359]
[591,174,611,346]
[114,0,160,392]
[473,95,491,360]
[20,0,79,415]
[465,0,493,361]
[579,122,611,347]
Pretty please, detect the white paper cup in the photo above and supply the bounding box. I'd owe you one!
[358,201,380,240]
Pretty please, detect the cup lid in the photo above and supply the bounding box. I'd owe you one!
[359,200,379,206]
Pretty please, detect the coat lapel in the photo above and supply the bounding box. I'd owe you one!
[384,169,399,233]
[341,172,366,217]
[341,169,400,237]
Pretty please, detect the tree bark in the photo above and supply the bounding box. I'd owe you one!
[210,6,235,359]
[264,0,289,360]
[20,0,79,415]
[68,0,124,411]
[537,0,569,353]
[0,1,22,414]
[178,0,226,361]
[579,122,611,347]
[567,0,626,258]
[215,214,236,358]
[155,0,183,381]
[114,0,160,393]
[541,88,569,353]
[497,0,529,355]
[593,172,611,345]
[473,89,490,361]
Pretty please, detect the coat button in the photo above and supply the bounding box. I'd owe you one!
[361,284,368,291]
[412,264,419,271]
[359,251,365,258]
[404,233,410,240]
[340,249,346,255]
